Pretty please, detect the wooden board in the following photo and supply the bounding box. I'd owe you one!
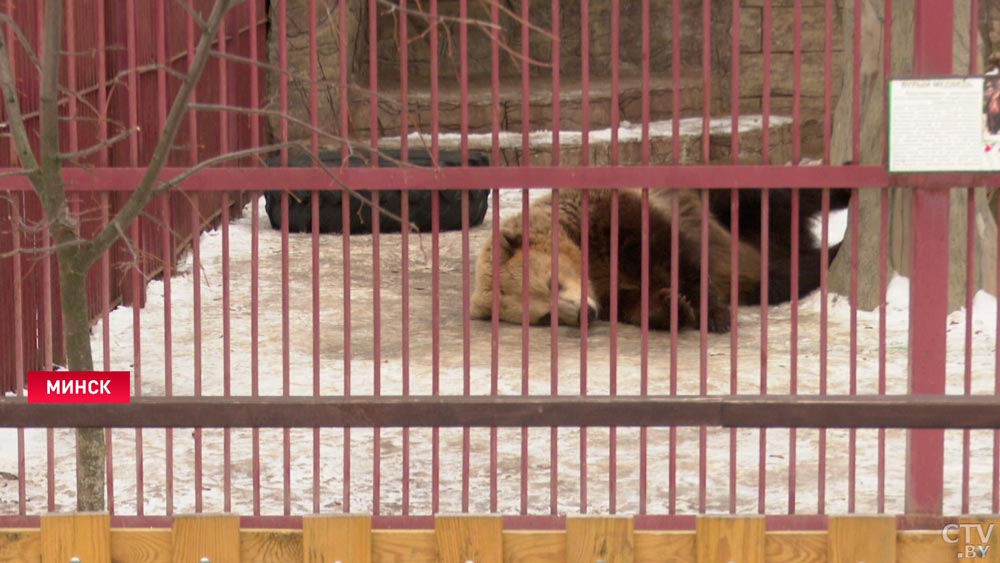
[241,531,302,563]
[371,531,435,563]
[566,517,634,563]
[171,515,240,563]
[503,531,564,563]
[435,517,504,563]
[303,516,372,563]
[0,530,40,563]
[634,531,695,563]
[695,516,765,563]
[827,516,895,563]
[110,530,170,563]
[40,514,111,563]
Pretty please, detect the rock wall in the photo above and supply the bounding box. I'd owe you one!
[268,0,846,159]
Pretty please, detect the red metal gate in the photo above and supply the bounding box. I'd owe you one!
[0,0,997,530]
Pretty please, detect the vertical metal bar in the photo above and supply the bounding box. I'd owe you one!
[789,188,800,514]
[819,188,830,514]
[309,0,322,516]
[848,0,863,508]
[672,0,681,165]
[700,0,710,162]
[698,191,710,516]
[66,0,77,155]
[190,198,202,514]
[249,0,261,519]
[11,192,25,514]
[879,0,891,517]
[547,0,562,516]
[124,0,143,516]
[759,186,769,514]
[823,0,833,162]
[487,0,500,515]
[399,0,412,517]
[637,0,651,516]
[154,0,171,519]
[879,187,888,514]
[520,192,530,515]
[341,185,352,513]
[728,3,742,514]
[280,187,290,516]
[849,184,860,514]
[670,195,680,514]
[457,0,471,516]
[428,0,441,515]
[338,0,352,514]
[369,0,381,517]
[93,0,113,511]
[611,0,620,164]
[792,0,802,163]
[431,189,441,514]
[962,188,975,514]
[610,190,619,514]
[906,0,953,521]
[580,0,591,515]
[580,192,590,514]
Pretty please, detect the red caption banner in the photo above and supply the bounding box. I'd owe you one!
[27,371,131,403]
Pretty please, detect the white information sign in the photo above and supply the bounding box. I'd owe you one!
[889,77,1000,172]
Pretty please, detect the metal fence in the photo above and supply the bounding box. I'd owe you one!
[0,0,998,530]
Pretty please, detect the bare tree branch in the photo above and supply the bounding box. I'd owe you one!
[0,14,40,71]
[151,141,304,195]
[175,0,207,29]
[74,0,240,271]
[0,21,41,183]
[60,127,140,162]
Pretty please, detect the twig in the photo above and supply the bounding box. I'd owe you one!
[60,127,140,162]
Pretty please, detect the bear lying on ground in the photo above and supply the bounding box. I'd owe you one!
[471,187,852,333]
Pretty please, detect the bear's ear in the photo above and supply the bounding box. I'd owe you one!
[499,227,523,253]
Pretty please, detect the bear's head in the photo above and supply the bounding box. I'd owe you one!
[472,221,599,327]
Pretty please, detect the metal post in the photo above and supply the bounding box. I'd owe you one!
[905,0,953,527]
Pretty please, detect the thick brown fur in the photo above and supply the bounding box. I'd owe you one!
[472,189,762,332]
[472,186,854,333]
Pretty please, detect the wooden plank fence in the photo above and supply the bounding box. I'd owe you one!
[1,514,994,563]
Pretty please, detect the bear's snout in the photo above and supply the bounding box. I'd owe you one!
[582,304,598,324]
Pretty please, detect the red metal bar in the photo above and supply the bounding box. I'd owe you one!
[581,0,590,166]
[669,192,680,515]
[251,191,261,516]
[792,0,802,162]
[906,0,954,521]
[521,190,530,515]
[311,0,323,516]
[399,0,412,517]
[823,0,833,162]
[672,0,681,164]
[580,191,591,514]
[849,185,860,513]
[370,0,383,517]
[610,189,620,513]
[699,189,709,514]
[11,193,24,513]
[455,0,471,515]
[17,165,898,191]
[851,0,862,162]
[878,187,888,513]
[611,0,620,164]
[549,0,562,516]
[759,186,770,514]
[789,188,800,514]
[761,0,772,164]
[963,187,975,513]
[819,188,829,513]
[700,0,710,162]
[432,188,440,514]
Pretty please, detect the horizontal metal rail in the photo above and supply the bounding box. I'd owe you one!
[4,395,1000,429]
[0,165,895,191]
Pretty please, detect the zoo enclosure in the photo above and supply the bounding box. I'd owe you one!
[0,0,998,532]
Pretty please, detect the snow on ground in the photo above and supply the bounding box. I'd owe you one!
[2,187,997,519]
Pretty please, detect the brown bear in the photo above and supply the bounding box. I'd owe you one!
[471,187,852,333]
[471,189,764,333]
